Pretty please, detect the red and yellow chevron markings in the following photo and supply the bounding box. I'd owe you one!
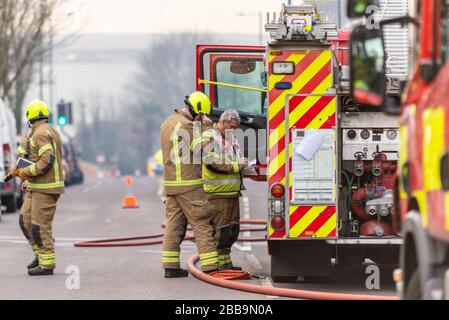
[268,49,335,187]
[267,49,336,239]
[289,205,337,238]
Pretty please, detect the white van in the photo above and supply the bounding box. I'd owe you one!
[0,98,18,213]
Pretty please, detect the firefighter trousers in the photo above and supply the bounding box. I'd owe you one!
[162,188,219,272]
[209,198,240,268]
[19,191,60,270]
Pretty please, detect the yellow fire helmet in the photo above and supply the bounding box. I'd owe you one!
[184,91,212,116]
[25,99,50,122]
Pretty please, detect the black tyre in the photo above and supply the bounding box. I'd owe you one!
[74,172,84,184]
[5,195,17,213]
[404,269,421,300]
[271,276,297,283]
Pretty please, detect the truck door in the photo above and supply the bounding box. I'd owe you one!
[267,48,338,239]
[196,45,267,173]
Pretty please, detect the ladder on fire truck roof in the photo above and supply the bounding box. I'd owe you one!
[265,1,410,94]
[378,0,410,93]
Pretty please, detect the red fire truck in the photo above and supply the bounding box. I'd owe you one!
[349,0,449,299]
[197,3,403,283]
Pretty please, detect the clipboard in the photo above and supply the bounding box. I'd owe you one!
[3,157,35,182]
[16,157,35,169]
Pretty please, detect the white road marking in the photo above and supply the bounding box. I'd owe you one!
[246,254,279,299]
[232,242,250,251]
[0,236,96,242]
[234,196,251,252]
[83,172,104,193]
[56,242,76,248]
[92,180,103,190]
[246,254,263,270]
[139,249,163,254]
[2,240,29,245]
[259,277,279,299]
[97,170,105,179]
[259,277,274,288]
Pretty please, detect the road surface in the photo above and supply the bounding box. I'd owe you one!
[0,173,396,300]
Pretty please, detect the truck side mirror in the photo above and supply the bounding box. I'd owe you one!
[350,25,385,107]
[347,0,379,18]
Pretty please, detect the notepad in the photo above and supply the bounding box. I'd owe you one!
[16,157,35,169]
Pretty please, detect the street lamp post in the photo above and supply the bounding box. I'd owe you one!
[48,12,74,115]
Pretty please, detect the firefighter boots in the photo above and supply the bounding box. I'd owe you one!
[28,266,54,276]
[165,268,189,278]
[27,259,39,270]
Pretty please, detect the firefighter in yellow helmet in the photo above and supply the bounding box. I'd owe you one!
[160,91,222,277]
[4,100,64,276]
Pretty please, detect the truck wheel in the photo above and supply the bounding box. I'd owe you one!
[404,269,421,300]
[271,276,297,283]
[5,195,17,213]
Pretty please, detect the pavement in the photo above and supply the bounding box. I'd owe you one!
[0,173,397,300]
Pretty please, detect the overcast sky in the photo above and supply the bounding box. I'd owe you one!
[62,0,308,35]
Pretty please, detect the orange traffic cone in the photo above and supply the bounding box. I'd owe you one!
[122,176,139,209]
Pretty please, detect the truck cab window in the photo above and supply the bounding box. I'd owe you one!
[215,59,266,115]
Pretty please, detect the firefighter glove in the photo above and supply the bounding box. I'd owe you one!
[16,169,29,181]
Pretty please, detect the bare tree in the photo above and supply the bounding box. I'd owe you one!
[116,33,220,173]
[132,32,219,113]
[0,0,68,130]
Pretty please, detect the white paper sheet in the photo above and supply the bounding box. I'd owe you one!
[294,129,326,161]
[243,159,258,176]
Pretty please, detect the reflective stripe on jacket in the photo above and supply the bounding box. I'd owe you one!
[160,109,211,195]
[201,127,245,197]
[24,120,65,194]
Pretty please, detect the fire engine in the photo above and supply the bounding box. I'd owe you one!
[348,0,449,299]
[196,2,405,282]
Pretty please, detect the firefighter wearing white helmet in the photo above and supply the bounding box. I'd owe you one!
[201,109,248,270]
[3,99,64,276]
[160,91,222,277]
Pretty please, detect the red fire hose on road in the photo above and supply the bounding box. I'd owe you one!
[74,233,191,247]
[73,219,399,300]
[186,255,398,300]
[74,219,267,248]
